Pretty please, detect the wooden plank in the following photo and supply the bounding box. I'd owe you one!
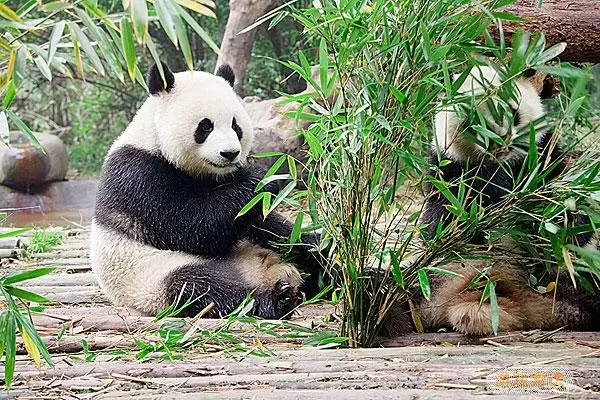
[19,272,98,287]
[32,250,90,259]
[89,389,600,400]
[12,349,600,397]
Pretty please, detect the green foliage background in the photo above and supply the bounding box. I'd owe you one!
[5,0,308,176]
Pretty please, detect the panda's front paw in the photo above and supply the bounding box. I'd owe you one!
[253,278,299,319]
[274,279,298,315]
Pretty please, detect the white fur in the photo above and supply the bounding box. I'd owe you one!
[91,221,203,315]
[435,66,545,162]
[109,70,254,177]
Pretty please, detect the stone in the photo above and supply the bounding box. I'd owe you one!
[0,131,68,191]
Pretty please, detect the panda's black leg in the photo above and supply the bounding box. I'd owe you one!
[163,256,300,320]
[163,261,250,318]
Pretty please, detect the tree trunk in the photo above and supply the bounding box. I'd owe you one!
[216,0,277,94]
[500,0,600,63]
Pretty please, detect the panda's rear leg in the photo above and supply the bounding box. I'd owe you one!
[163,246,302,319]
[425,271,556,335]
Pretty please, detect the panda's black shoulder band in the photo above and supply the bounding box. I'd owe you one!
[147,62,175,95]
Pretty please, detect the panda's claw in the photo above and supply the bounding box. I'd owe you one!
[275,281,292,296]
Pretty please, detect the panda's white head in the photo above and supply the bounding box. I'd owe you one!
[434,66,553,162]
[145,62,253,177]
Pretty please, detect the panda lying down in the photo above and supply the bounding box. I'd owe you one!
[91,62,322,319]
[384,66,600,336]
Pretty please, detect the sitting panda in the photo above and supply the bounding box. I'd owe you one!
[386,65,599,336]
[91,62,323,319]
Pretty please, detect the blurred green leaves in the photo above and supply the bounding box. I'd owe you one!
[0,0,218,144]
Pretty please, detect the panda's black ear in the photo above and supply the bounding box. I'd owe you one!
[216,64,235,88]
[147,62,175,95]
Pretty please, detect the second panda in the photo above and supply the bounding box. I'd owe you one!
[91,62,323,319]
[386,65,600,336]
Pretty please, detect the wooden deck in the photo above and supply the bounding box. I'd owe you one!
[2,228,600,399]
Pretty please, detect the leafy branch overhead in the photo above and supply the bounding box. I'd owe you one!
[0,0,219,111]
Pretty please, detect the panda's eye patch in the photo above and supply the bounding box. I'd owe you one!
[232,117,243,139]
[511,107,520,126]
[195,118,213,144]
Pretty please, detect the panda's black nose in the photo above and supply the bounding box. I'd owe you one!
[220,150,240,161]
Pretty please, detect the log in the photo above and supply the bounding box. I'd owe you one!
[63,389,600,400]
[30,309,336,335]
[500,0,600,63]
[18,272,97,287]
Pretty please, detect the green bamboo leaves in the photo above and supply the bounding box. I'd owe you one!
[0,264,56,390]
[0,0,217,106]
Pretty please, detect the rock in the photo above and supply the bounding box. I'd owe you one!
[243,96,309,166]
[0,131,68,191]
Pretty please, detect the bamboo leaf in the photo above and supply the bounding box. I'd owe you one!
[535,42,566,65]
[154,0,178,46]
[15,313,53,367]
[119,17,137,82]
[0,227,31,239]
[561,246,577,288]
[290,211,303,244]
[16,0,37,16]
[42,1,72,12]
[12,45,27,89]
[488,281,499,335]
[5,286,51,304]
[318,37,328,90]
[2,267,55,285]
[33,55,52,81]
[424,266,463,278]
[268,181,296,215]
[176,0,216,18]
[82,0,118,31]
[47,20,65,64]
[236,192,267,218]
[129,0,149,45]
[390,251,404,289]
[178,6,219,53]
[0,3,23,22]
[417,269,431,301]
[19,323,41,367]
[0,313,7,364]
[4,109,43,150]
[168,2,193,70]
[75,9,124,82]
[0,111,8,144]
[68,23,84,77]
[4,313,16,389]
[69,22,106,75]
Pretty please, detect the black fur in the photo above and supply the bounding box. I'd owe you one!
[247,212,325,297]
[232,118,243,139]
[95,145,278,257]
[147,62,175,95]
[195,118,214,144]
[164,260,297,319]
[95,145,323,312]
[421,131,564,240]
[216,64,235,88]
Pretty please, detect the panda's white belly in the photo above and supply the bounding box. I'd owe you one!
[90,220,203,315]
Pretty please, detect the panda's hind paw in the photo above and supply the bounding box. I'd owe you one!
[274,279,298,316]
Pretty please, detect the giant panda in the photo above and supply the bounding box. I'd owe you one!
[384,65,600,336]
[90,62,323,320]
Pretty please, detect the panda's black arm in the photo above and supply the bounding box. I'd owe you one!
[94,146,275,257]
[248,212,325,297]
